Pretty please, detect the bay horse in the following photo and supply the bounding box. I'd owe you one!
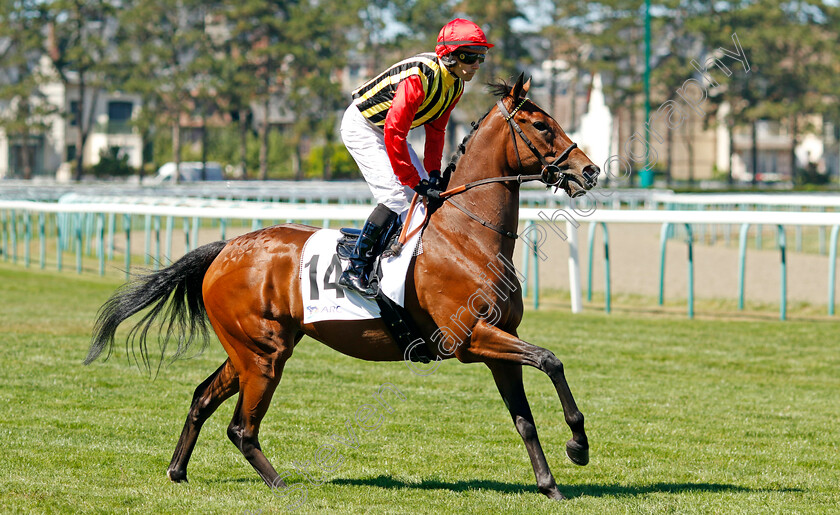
[86,74,599,501]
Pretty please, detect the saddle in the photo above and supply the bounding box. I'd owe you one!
[336,219,434,363]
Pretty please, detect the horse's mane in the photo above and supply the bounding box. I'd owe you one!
[445,80,514,174]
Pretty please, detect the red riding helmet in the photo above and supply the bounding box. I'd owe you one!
[435,18,494,58]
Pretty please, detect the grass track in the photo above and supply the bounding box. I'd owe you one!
[1,261,838,514]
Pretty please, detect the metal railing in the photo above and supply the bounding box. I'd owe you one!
[4,199,840,319]
[518,207,840,319]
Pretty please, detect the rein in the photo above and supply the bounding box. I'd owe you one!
[435,97,579,240]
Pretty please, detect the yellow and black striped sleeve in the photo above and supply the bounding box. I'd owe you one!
[352,53,462,129]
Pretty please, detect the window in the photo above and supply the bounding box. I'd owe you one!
[66,145,76,162]
[108,101,133,122]
[9,141,43,176]
[107,101,133,134]
[69,101,79,126]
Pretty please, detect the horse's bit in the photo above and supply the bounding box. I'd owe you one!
[440,97,579,239]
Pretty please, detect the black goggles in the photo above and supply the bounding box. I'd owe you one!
[455,51,486,65]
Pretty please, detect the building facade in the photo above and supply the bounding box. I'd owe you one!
[0,57,143,180]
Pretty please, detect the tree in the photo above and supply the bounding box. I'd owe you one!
[572,0,649,186]
[647,1,704,185]
[460,0,527,83]
[521,0,592,127]
[205,1,262,179]
[687,0,835,184]
[0,0,57,179]
[42,0,116,181]
[115,0,212,184]
[282,0,357,179]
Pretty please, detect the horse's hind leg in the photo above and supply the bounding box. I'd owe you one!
[487,362,566,500]
[167,358,239,482]
[224,329,299,489]
[227,359,290,488]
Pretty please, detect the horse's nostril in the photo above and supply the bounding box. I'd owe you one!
[582,165,600,187]
[571,189,587,198]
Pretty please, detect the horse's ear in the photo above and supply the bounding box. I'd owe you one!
[522,77,532,95]
[510,72,526,99]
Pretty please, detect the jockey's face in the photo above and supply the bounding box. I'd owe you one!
[449,48,487,82]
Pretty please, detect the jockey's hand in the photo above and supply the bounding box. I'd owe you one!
[413,179,442,199]
[427,169,442,189]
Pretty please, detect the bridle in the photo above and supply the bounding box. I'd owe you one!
[438,96,579,239]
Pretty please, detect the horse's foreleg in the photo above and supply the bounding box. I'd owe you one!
[487,362,566,500]
[167,359,240,483]
[467,322,589,493]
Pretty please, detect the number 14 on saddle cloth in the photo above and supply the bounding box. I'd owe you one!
[299,203,426,324]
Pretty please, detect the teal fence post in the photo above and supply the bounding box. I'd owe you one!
[220,218,227,241]
[829,225,839,316]
[601,222,611,314]
[521,222,530,299]
[107,212,115,260]
[586,222,596,302]
[685,224,694,319]
[124,214,131,280]
[56,213,62,272]
[144,214,152,265]
[777,225,786,321]
[737,224,750,310]
[184,217,191,254]
[1,209,6,261]
[154,216,161,271]
[165,216,174,265]
[55,212,65,255]
[658,223,671,305]
[98,214,105,276]
[24,211,31,267]
[84,213,94,256]
[532,227,540,310]
[587,222,611,313]
[39,212,46,269]
[11,210,17,264]
[75,213,83,274]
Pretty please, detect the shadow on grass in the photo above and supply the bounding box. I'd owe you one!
[330,475,801,498]
[563,482,802,498]
[204,477,265,484]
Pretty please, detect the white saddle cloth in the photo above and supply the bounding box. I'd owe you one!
[299,203,425,324]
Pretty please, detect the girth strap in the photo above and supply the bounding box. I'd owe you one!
[374,294,434,363]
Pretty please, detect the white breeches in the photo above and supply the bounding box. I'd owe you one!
[340,104,428,214]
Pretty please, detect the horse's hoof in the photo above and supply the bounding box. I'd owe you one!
[167,468,188,483]
[565,439,589,466]
[547,490,568,501]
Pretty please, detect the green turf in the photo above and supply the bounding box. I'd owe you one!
[1,261,838,514]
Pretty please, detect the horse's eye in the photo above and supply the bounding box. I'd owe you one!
[533,121,549,132]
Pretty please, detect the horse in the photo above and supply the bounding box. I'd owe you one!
[86,74,600,501]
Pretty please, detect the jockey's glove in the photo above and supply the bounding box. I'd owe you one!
[427,169,442,189]
[413,179,442,199]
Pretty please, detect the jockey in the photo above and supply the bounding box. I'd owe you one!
[339,18,493,297]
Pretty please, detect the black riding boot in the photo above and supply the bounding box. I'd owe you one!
[339,204,397,297]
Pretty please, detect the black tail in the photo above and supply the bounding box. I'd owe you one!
[85,240,228,371]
